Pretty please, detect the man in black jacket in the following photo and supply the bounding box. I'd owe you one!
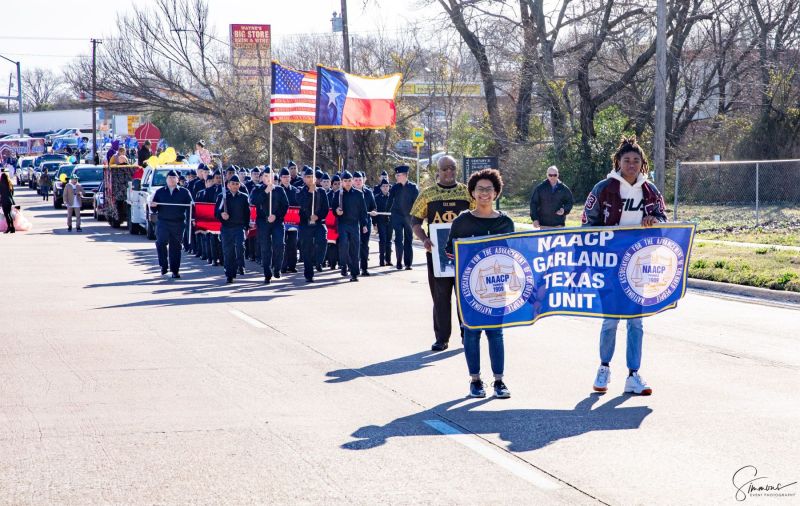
[150,169,193,278]
[137,140,152,167]
[250,170,288,284]
[296,167,330,282]
[373,178,392,266]
[215,175,250,283]
[529,166,574,228]
[335,171,368,281]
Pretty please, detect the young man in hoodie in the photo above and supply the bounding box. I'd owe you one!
[582,136,667,396]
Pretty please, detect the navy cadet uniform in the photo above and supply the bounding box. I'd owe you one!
[296,167,330,282]
[325,174,341,270]
[215,175,251,283]
[279,167,300,273]
[288,161,304,188]
[244,168,260,261]
[335,171,368,281]
[250,176,289,283]
[151,170,193,278]
[199,174,224,265]
[188,168,207,257]
[387,165,419,269]
[374,178,393,266]
[355,171,377,275]
[373,170,389,193]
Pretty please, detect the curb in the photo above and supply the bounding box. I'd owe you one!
[687,278,800,305]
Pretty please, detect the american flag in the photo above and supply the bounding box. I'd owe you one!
[270,62,317,124]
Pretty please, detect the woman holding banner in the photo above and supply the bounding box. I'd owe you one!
[582,136,668,396]
[446,169,514,399]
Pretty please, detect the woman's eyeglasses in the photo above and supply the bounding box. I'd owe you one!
[474,186,496,194]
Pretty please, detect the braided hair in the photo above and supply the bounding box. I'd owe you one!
[611,136,649,175]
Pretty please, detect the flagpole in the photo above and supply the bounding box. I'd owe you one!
[269,122,273,215]
[311,127,317,221]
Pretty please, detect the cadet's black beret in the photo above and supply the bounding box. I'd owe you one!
[341,170,353,180]
[279,167,290,176]
[353,171,363,178]
[251,167,260,173]
[287,160,297,167]
[331,174,341,183]
[302,166,314,177]
[262,165,271,172]
[321,172,330,181]
[395,165,410,174]
[315,169,324,179]
[381,170,388,176]
[226,165,236,172]
[206,175,214,181]
[380,178,390,186]
[197,163,208,171]
[228,175,240,183]
[166,169,179,177]
[213,170,222,177]
[187,169,197,176]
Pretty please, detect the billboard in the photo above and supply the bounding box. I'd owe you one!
[399,82,483,97]
[230,24,271,84]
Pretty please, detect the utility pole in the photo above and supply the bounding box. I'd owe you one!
[6,73,11,111]
[91,39,102,163]
[654,0,667,191]
[340,0,354,171]
[0,54,23,134]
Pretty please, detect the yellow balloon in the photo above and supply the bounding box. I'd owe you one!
[164,147,177,164]
[145,156,160,167]
[60,173,67,183]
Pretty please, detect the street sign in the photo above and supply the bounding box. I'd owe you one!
[412,127,425,145]
[463,156,498,180]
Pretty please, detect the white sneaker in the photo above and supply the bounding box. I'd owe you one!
[624,372,652,395]
[593,365,610,392]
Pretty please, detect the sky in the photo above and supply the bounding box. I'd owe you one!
[0,0,440,79]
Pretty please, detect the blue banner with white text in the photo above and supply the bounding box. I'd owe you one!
[454,224,696,330]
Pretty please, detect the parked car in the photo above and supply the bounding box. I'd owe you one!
[45,129,71,144]
[32,154,68,190]
[52,164,76,208]
[393,139,431,158]
[93,180,106,221]
[18,156,36,187]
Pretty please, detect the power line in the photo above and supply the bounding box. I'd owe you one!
[0,36,92,41]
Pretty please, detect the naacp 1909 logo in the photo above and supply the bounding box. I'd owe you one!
[461,246,534,317]
[619,236,685,306]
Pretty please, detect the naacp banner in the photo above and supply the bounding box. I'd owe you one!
[454,224,696,330]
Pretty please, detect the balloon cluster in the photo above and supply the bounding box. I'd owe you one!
[145,146,177,167]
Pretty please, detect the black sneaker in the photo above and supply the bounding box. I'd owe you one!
[264,277,271,284]
[405,266,412,270]
[76,227,82,232]
[226,277,233,283]
[469,379,486,398]
[361,270,371,277]
[305,277,314,283]
[161,268,168,275]
[67,226,72,232]
[379,261,385,267]
[396,263,402,270]
[273,270,281,279]
[288,268,298,273]
[238,267,245,275]
[350,276,359,282]
[493,380,511,399]
[315,264,322,272]
[340,269,348,277]
[431,341,448,352]
[171,273,181,279]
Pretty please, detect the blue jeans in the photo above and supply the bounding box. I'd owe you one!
[463,327,504,376]
[599,318,643,371]
[221,226,245,278]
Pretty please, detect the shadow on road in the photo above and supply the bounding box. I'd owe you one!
[325,348,463,383]
[343,394,652,452]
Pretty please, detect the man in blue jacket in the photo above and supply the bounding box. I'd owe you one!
[250,169,289,284]
[150,169,193,278]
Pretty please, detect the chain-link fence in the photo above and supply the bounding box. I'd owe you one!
[673,159,800,231]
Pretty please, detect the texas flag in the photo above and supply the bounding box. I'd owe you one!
[315,66,402,129]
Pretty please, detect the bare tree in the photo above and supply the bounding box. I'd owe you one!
[22,68,67,111]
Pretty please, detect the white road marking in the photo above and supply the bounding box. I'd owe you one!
[229,309,269,329]
[424,419,561,491]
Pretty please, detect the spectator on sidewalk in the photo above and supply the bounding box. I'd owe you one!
[0,171,15,234]
[529,166,574,229]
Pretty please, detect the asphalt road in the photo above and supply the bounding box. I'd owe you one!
[2,186,798,505]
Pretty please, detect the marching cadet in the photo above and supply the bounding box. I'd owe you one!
[326,174,341,270]
[288,161,304,188]
[374,177,393,266]
[149,169,193,279]
[374,170,389,193]
[279,167,300,273]
[250,169,289,284]
[244,167,261,261]
[182,170,196,254]
[353,171,378,276]
[388,165,419,270]
[204,171,225,266]
[320,171,331,192]
[411,155,475,352]
[194,175,215,261]
[215,174,250,283]
[335,171,368,282]
[296,166,330,282]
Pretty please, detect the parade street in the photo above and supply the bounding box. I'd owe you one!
[2,186,798,505]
